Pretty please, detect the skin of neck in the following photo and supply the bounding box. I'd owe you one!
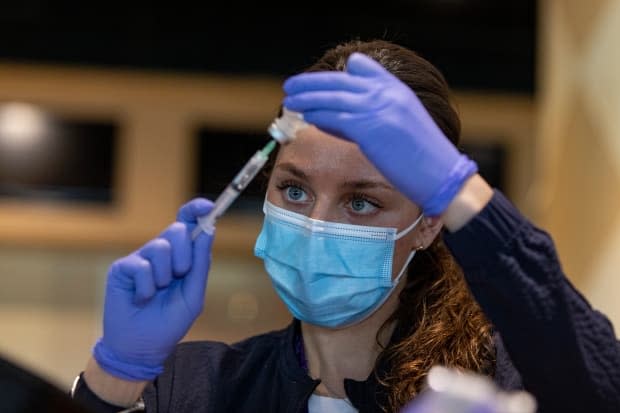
[301,279,405,398]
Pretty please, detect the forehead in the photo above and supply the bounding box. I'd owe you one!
[274,126,386,182]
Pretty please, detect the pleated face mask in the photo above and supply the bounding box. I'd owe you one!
[254,200,423,328]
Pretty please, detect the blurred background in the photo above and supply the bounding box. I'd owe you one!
[0,1,618,391]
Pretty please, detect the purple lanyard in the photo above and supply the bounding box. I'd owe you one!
[295,332,312,413]
[294,330,309,372]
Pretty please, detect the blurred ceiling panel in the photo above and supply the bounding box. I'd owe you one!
[0,2,536,93]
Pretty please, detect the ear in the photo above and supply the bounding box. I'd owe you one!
[414,216,443,250]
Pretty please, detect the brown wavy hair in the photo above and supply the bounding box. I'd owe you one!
[302,39,496,412]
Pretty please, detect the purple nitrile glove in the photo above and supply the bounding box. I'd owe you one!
[92,198,214,381]
[283,52,477,216]
[399,394,500,413]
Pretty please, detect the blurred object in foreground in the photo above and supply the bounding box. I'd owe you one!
[401,365,536,413]
[0,353,93,413]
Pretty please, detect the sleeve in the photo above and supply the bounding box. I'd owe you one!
[442,190,620,413]
[71,372,144,413]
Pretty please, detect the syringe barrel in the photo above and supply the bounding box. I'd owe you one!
[231,150,268,191]
[192,185,239,239]
[193,149,269,239]
[209,185,240,220]
[192,133,276,240]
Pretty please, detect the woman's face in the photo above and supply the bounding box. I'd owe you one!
[266,126,423,280]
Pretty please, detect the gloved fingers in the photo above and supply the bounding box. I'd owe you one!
[299,110,357,140]
[159,222,192,277]
[116,254,157,305]
[283,71,369,94]
[284,90,374,114]
[180,231,214,316]
[176,198,214,226]
[139,238,173,288]
[346,52,391,78]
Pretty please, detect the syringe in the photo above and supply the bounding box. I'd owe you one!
[191,108,308,240]
[191,140,277,240]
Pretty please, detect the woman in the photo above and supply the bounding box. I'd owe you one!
[72,40,620,413]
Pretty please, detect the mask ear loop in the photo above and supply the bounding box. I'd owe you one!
[392,213,425,287]
[392,248,417,286]
[394,212,424,241]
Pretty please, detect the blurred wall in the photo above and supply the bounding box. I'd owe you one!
[535,0,620,328]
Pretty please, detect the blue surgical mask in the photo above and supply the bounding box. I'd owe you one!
[254,200,423,328]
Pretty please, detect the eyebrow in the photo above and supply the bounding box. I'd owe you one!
[275,163,309,180]
[340,180,394,191]
[275,162,395,191]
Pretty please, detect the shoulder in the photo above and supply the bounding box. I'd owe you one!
[166,323,293,381]
[143,324,294,411]
[174,325,290,365]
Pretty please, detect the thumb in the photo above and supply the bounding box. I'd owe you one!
[346,52,388,78]
[180,231,214,316]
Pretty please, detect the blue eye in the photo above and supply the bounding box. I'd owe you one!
[285,185,307,202]
[349,196,379,214]
[351,198,367,211]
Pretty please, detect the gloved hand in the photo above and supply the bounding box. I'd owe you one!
[92,198,214,381]
[283,52,477,216]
